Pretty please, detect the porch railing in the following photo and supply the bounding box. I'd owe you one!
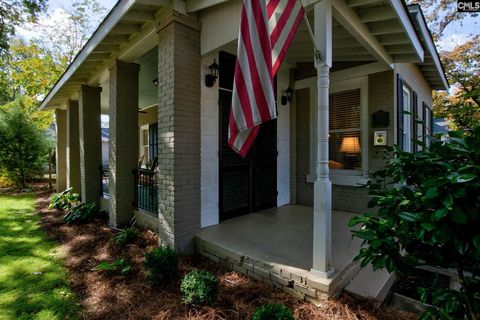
[101,165,109,197]
[133,168,158,213]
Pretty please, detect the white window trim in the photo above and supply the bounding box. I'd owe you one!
[295,76,369,186]
[402,85,412,152]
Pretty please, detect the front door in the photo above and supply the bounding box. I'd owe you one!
[218,51,277,221]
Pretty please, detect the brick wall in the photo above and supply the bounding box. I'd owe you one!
[157,10,201,252]
[55,109,67,192]
[108,60,140,227]
[79,85,102,203]
[66,100,81,195]
[194,236,359,302]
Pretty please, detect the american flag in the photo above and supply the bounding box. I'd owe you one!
[229,0,305,157]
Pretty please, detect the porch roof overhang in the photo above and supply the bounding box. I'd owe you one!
[39,0,169,111]
[331,0,424,66]
[407,4,449,91]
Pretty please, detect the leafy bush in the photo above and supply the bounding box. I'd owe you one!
[251,303,294,320]
[64,202,97,224]
[114,220,139,246]
[180,270,219,306]
[349,128,480,320]
[143,247,178,286]
[92,258,131,275]
[49,187,80,210]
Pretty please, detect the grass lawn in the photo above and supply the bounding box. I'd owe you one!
[0,193,79,320]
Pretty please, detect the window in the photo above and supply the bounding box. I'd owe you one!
[402,85,412,152]
[298,76,368,185]
[329,89,362,171]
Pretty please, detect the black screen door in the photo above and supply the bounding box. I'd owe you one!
[218,51,277,221]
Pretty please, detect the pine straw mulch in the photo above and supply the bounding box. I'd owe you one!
[35,191,417,320]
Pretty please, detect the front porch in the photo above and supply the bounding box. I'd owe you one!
[195,205,362,300]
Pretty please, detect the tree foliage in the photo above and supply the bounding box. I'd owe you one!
[350,130,480,319]
[434,36,480,129]
[32,0,107,65]
[0,0,47,55]
[408,0,477,39]
[0,97,51,188]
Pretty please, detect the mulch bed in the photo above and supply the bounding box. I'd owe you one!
[35,191,416,320]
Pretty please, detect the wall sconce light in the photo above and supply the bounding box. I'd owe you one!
[281,87,293,105]
[152,78,159,86]
[205,59,219,87]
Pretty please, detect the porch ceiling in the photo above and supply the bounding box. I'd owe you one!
[287,16,377,65]
[343,0,423,63]
[40,0,168,110]
[287,0,424,66]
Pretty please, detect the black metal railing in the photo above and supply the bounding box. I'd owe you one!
[101,165,109,197]
[133,168,158,213]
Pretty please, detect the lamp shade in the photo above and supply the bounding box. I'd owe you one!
[339,136,361,154]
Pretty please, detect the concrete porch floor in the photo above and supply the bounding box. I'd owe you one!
[194,205,364,300]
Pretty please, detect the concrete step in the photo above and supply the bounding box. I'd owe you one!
[344,265,396,302]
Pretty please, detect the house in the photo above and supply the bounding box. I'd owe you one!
[101,127,109,166]
[40,0,448,302]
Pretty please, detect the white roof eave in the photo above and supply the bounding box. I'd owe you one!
[40,0,139,111]
[409,6,449,91]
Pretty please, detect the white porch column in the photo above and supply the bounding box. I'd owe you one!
[312,0,334,277]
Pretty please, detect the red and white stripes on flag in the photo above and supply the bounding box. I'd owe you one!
[229,0,305,157]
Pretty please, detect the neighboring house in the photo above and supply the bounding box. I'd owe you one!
[101,127,109,166]
[40,0,448,302]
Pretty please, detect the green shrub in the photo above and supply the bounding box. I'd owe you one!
[64,202,97,224]
[251,303,294,320]
[50,187,80,210]
[143,246,178,285]
[114,220,139,246]
[180,270,219,306]
[92,258,131,275]
[349,128,480,320]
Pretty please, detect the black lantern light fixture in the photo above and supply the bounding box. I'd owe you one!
[281,87,293,105]
[205,59,219,87]
[152,78,159,86]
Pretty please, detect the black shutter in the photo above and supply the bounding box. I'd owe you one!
[429,106,434,135]
[412,92,418,152]
[422,102,427,145]
[148,122,158,166]
[397,74,404,149]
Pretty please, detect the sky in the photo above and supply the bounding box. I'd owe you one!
[17,0,479,52]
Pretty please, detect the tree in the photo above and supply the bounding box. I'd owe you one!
[408,0,478,39]
[433,36,480,129]
[0,97,51,188]
[0,0,47,56]
[32,0,107,66]
[349,131,480,320]
[0,39,60,128]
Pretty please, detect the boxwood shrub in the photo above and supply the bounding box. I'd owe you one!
[180,269,219,306]
[143,246,178,286]
[251,303,294,320]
